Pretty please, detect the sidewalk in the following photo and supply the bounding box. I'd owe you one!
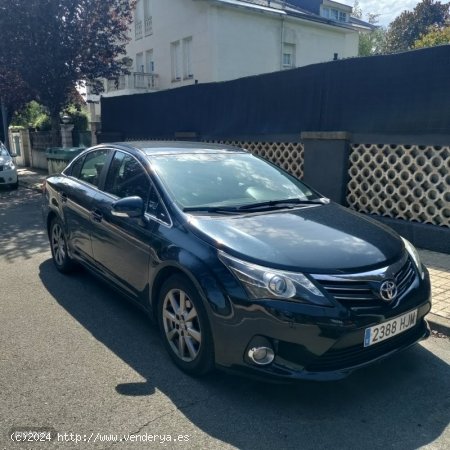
[17,167,47,191]
[17,167,450,334]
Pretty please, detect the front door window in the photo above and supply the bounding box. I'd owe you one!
[104,152,150,201]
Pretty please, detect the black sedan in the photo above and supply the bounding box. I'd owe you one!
[42,142,431,381]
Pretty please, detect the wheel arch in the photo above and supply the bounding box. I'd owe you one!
[150,265,187,322]
[46,211,58,238]
[149,255,232,324]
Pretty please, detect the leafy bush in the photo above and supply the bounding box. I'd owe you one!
[69,110,89,131]
[34,113,52,131]
[11,101,49,128]
[66,105,89,132]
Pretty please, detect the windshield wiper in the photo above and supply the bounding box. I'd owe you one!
[182,206,242,214]
[183,198,328,214]
[236,198,326,211]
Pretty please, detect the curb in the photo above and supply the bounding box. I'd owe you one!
[427,313,450,336]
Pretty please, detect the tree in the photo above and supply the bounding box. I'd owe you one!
[385,0,449,53]
[413,25,450,48]
[0,68,33,146]
[353,1,387,56]
[0,0,135,143]
[358,26,388,56]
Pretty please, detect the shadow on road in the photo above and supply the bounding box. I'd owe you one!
[0,187,48,262]
[39,259,450,450]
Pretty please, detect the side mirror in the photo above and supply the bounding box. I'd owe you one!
[111,196,144,218]
[10,153,18,158]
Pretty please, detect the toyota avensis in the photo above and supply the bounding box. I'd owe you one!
[42,142,431,381]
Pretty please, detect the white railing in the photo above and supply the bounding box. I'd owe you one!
[106,73,159,93]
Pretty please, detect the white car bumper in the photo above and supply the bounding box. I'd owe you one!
[0,167,18,185]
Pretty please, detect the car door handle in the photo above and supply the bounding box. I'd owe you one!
[91,209,103,223]
[59,192,68,203]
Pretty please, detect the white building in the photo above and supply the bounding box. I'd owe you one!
[101,0,366,99]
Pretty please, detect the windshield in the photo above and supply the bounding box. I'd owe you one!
[0,143,10,157]
[150,152,319,209]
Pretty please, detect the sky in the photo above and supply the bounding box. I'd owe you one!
[341,0,450,27]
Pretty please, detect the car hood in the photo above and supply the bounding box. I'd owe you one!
[185,203,405,274]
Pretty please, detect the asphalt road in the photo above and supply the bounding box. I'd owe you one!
[1,187,449,450]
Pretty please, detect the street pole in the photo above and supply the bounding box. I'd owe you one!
[1,98,9,150]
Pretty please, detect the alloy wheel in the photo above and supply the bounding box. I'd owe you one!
[162,288,202,362]
[51,222,66,267]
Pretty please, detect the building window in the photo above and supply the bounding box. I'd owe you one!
[135,0,143,40]
[136,52,144,73]
[171,41,181,81]
[144,0,152,36]
[145,50,154,73]
[182,37,193,79]
[321,7,347,22]
[282,43,295,69]
[330,9,339,20]
[338,11,347,22]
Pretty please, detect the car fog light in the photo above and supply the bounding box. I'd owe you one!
[248,346,275,366]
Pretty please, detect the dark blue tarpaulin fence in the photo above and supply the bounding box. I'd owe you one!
[101,45,450,141]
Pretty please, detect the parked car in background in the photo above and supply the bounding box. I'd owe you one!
[42,142,431,381]
[0,142,18,189]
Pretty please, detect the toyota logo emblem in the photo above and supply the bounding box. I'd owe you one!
[380,280,398,302]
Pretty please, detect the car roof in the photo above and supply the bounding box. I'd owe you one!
[116,141,246,156]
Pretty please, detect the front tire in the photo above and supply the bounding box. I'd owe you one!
[157,274,214,376]
[50,217,74,273]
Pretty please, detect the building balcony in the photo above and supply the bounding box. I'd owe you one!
[105,72,159,96]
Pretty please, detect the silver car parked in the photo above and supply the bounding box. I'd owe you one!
[0,142,18,189]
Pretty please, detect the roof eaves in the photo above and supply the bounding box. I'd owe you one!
[213,0,358,31]
[212,0,287,16]
[285,9,358,31]
[349,17,377,31]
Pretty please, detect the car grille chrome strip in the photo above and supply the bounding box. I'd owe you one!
[395,258,415,298]
[311,255,416,307]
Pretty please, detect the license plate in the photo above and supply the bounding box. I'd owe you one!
[364,309,418,347]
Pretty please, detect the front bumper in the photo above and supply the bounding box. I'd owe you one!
[211,271,432,381]
[0,168,18,185]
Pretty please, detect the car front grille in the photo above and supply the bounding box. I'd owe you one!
[313,257,416,307]
[0,165,4,172]
[305,321,427,372]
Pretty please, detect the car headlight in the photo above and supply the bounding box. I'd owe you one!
[401,237,425,279]
[4,160,15,170]
[218,251,331,306]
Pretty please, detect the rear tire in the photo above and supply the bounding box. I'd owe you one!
[49,217,75,273]
[157,274,215,376]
